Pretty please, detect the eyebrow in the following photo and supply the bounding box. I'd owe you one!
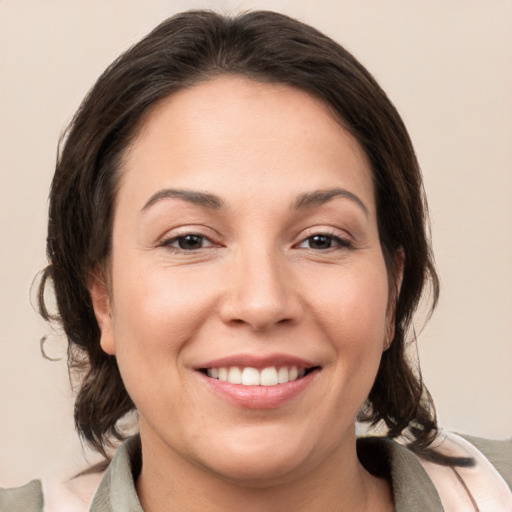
[141,187,368,216]
[293,188,369,216]
[142,188,224,211]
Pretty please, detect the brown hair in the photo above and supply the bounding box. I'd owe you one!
[39,10,439,456]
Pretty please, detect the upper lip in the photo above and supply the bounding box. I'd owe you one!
[196,353,317,370]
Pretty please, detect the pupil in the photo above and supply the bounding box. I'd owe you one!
[310,235,331,249]
[179,235,202,250]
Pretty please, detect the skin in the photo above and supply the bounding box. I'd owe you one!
[90,76,397,512]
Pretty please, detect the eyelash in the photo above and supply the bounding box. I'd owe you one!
[159,233,215,252]
[297,232,353,251]
[159,231,353,253]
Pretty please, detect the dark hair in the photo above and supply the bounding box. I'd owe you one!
[39,10,439,456]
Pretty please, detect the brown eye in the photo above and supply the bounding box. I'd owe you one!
[179,234,204,249]
[307,235,334,250]
[162,234,214,251]
[298,233,352,251]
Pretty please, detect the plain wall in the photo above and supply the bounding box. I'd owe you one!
[1,0,511,485]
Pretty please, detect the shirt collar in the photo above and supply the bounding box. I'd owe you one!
[90,435,444,512]
[90,435,143,512]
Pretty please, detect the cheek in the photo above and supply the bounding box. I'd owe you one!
[303,258,389,399]
[306,260,390,344]
[110,261,218,377]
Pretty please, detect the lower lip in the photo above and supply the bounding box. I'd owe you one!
[198,370,318,409]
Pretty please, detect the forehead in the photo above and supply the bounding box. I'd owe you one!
[119,76,374,213]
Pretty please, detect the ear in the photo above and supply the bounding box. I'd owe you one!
[88,271,116,355]
[385,248,405,349]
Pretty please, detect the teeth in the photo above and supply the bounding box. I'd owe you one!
[260,367,278,386]
[242,367,260,386]
[228,366,242,384]
[218,367,228,382]
[277,366,289,383]
[206,365,307,386]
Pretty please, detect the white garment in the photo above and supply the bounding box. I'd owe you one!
[417,432,512,512]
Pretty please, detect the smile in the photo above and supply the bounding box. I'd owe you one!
[205,366,308,386]
[196,355,320,408]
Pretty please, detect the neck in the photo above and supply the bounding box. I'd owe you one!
[136,429,392,512]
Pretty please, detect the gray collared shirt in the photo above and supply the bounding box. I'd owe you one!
[89,435,449,511]
[2,435,511,511]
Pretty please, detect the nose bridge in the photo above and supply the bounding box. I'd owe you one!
[221,241,301,330]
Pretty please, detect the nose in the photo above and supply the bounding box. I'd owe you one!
[219,249,304,331]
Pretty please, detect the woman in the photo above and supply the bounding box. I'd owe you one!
[1,10,510,512]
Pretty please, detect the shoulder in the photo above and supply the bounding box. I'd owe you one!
[0,465,106,512]
[412,432,512,511]
[0,479,44,512]
[43,469,106,512]
[459,434,512,490]
[0,438,136,512]
[357,432,512,512]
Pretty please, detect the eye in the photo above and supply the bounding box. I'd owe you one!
[162,234,214,251]
[298,234,351,250]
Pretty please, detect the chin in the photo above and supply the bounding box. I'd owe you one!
[189,428,323,487]
[207,452,311,488]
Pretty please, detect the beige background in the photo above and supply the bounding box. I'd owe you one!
[1,0,511,485]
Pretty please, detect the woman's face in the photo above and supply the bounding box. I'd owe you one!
[92,76,397,485]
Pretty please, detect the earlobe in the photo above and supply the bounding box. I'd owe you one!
[88,271,116,355]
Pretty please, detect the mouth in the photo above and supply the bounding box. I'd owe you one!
[199,365,320,386]
[195,355,321,408]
